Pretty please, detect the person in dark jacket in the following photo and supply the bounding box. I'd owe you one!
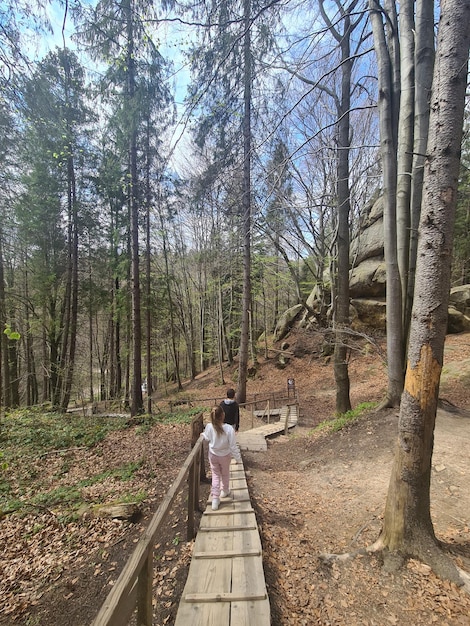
[220,388,240,432]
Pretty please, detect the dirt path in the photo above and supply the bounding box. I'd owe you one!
[242,407,470,625]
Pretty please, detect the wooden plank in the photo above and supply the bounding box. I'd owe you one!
[195,528,234,556]
[175,601,230,625]
[195,526,262,558]
[193,548,261,559]
[231,556,267,597]
[204,504,254,516]
[199,511,257,531]
[232,527,262,557]
[198,525,257,532]
[185,592,267,603]
[231,557,270,625]
[177,555,232,597]
[231,495,251,504]
[230,598,271,626]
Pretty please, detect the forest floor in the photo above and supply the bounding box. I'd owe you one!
[1,330,470,625]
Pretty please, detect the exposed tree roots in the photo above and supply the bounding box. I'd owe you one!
[374,395,401,411]
[318,538,470,594]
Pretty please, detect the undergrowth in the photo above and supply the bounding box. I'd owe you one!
[0,406,199,517]
[313,401,377,434]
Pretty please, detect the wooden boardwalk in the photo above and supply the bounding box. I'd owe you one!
[174,459,270,625]
[175,404,298,624]
[237,403,298,452]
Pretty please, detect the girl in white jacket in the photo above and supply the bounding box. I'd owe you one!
[202,405,241,510]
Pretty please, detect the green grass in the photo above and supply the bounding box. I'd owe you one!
[313,402,377,435]
[0,407,129,463]
[134,406,206,433]
[2,461,145,514]
[0,406,198,517]
[157,406,206,424]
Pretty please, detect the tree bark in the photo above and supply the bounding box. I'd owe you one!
[237,0,252,404]
[127,0,143,416]
[0,233,8,408]
[324,2,355,414]
[405,0,435,335]
[396,0,414,331]
[369,0,404,407]
[377,0,470,583]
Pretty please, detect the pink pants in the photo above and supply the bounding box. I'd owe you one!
[208,451,231,498]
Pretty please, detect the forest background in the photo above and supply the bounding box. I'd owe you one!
[0,0,469,418]
[1,0,470,619]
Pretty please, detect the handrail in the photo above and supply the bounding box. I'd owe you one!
[91,438,203,626]
[173,389,296,409]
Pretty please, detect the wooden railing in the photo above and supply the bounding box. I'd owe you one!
[91,437,203,626]
[170,389,298,412]
[239,398,299,428]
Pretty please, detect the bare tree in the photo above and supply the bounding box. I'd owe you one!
[369,0,436,407]
[369,0,403,407]
[237,0,253,404]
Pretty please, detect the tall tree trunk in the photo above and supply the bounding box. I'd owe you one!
[88,243,94,405]
[42,321,49,403]
[127,2,143,416]
[217,277,226,385]
[369,0,404,407]
[396,0,414,332]
[24,260,38,405]
[161,224,183,391]
[145,124,153,414]
[110,203,123,400]
[376,0,470,583]
[330,6,353,414]
[0,232,8,408]
[405,0,435,336]
[237,0,252,404]
[60,149,79,411]
[56,205,72,409]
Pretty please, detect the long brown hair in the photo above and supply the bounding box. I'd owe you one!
[211,405,225,436]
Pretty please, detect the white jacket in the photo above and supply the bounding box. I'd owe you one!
[202,423,241,462]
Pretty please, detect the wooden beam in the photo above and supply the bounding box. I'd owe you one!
[193,549,261,559]
[197,525,257,532]
[184,592,267,603]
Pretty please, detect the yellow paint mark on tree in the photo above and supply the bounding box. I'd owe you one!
[404,344,442,410]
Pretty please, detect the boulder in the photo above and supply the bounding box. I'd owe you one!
[350,216,384,265]
[447,306,470,334]
[285,192,470,338]
[273,304,303,341]
[349,257,387,298]
[350,298,387,331]
[449,285,470,315]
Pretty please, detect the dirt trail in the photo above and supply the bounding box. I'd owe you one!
[242,406,470,625]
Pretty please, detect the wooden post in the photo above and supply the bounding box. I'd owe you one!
[136,551,153,626]
[284,405,290,435]
[194,446,200,506]
[191,412,206,481]
[267,399,270,424]
[187,459,196,541]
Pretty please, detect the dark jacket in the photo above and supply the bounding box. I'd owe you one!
[220,399,240,431]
